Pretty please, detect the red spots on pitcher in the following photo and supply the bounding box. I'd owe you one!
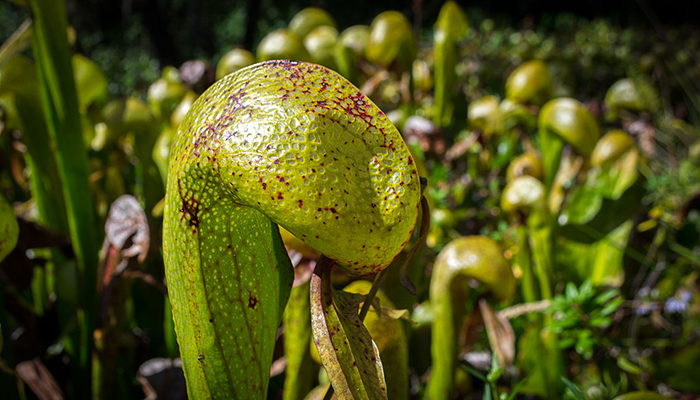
[177,179,200,231]
[248,295,258,309]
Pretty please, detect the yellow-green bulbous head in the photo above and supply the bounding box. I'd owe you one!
[147,76,187,119]
[506,152,543,182]
[288,7,336,39]
[539,97,601,156]
[604,78,657,120]
[216,48,255,80]
[468,95,501,137]
[505,60,552,106]
[434,236,516,302]
[169,61,422,276]
[257,29,311,63]
[501,175,546,216]
[304,26,340,70]
[590,129,636,167]
[366,11,415,70]
[337,25,370,58]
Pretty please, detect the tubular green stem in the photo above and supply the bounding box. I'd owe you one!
[282,280,314,400]
[16,93,72,349]
[358,268,387,322]
[526,220,563,398]
[432,35,456,127]
[15,97,69,235]
[164,178,293,398]
[516,224,538,303]
[30,267,47,316]
[426,237,515,400]
[427,264,468,400]
[467,151,479,181]
[529,225,554,300]
[7,60,70,319]
[539,130,565,190]
[432,1,468,127]
[540,329,565,399]
[132,123,165,213]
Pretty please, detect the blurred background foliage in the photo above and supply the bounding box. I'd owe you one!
[1,0,697,98]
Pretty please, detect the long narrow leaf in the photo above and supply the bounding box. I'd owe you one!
[0,56,69,235]
[283,278,314,400]
[561,377,587,400]
[0,19,32,67]
[310,259,388,400]
[28,0,100,395]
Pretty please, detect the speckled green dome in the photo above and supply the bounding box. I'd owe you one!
[216,48,255,80]
[366,11,415,70]
[432,236,516,302]
[591,129,636,167]
[505,60,552,106]
[256,29,311,63]
[539,97,601,156]
[166,61,422,276]
[288,7,336,39]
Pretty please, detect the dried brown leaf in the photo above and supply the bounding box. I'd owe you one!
[16,358,63,400]
[104,194,149,263]
[479,298,515,367]
[136,358,186,400]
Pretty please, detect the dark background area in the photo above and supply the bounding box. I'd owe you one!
[0,0,692,96]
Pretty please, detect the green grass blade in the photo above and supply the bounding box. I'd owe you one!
[28,0,100,395]
[561,377,586,400]
[283,280,314,400]
[0,18,32,68]
[0,56,69,235]
[0,195,19,262]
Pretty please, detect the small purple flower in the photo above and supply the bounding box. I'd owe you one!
[635,302,653,316]
[664,290,692,314]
